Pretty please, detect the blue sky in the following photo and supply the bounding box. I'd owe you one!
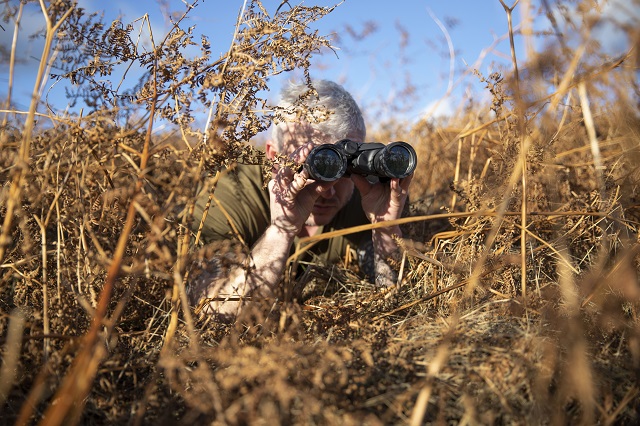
[1,0,638,125]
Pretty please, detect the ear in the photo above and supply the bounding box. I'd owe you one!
[265,140,278,160]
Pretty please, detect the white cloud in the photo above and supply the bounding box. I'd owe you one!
[417,96,455,122]
[543,0,640,57]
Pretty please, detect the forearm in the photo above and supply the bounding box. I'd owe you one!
[245,224,296,294]
[352,173,411,288]
[189,225,295,318]
[371,225,402,287]
[373,224,402,257]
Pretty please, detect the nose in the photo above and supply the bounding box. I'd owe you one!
[318,185,336,199]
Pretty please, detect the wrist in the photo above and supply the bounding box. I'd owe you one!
[246,224,297,293]
[265,223,298,243]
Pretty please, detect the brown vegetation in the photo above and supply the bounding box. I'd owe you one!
[1,0,639,424]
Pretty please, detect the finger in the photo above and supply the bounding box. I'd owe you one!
[399,173,414,192]
[389,178,399,193]
[269,177,288,202]
[351,174,372,197]
[289,170,309,197]
[389,175,413,199]
[272,167,295,201]
[275,163,294,184]
[291,142,315,164]
[269,175,284,197]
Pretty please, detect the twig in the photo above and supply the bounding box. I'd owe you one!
[287,209,634,266]
[204,0,249,143]
[32,216,50,362]
[423,8,455,120]
[0,308,26,408]
[451,137,463,211]
[578,82,605,196]
[0,3,73,264]
[1,1,24,131]
[39,12,158,425]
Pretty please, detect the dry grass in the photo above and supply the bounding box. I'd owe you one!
[1,0,640,424]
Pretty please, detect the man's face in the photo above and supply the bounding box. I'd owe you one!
[306,174,354,226]
[275,122,361,227]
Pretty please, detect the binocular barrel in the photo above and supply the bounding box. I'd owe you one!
[304,139,417,182]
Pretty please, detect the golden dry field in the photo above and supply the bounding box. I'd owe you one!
[1,0,639,424]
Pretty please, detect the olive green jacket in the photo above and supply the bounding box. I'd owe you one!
[192,164,372,265]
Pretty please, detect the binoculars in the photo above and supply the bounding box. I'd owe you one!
[304,139,417,182]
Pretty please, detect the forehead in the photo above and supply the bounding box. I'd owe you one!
[278,122,363,153]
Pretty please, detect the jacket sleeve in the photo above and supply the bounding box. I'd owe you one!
[192,165,270,248]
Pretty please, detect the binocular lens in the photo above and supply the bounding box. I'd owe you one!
[306,145,347,181]
[385,145,415,177]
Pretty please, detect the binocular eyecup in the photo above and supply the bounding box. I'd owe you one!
[304,139,417,182]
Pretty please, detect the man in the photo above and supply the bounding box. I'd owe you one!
[188,80,412,319]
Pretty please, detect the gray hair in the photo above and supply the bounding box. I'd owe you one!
[271,79,366,150]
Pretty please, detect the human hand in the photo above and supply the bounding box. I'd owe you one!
[351,174,413,225]
[353,173,413,272]
[268,143,338,236]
